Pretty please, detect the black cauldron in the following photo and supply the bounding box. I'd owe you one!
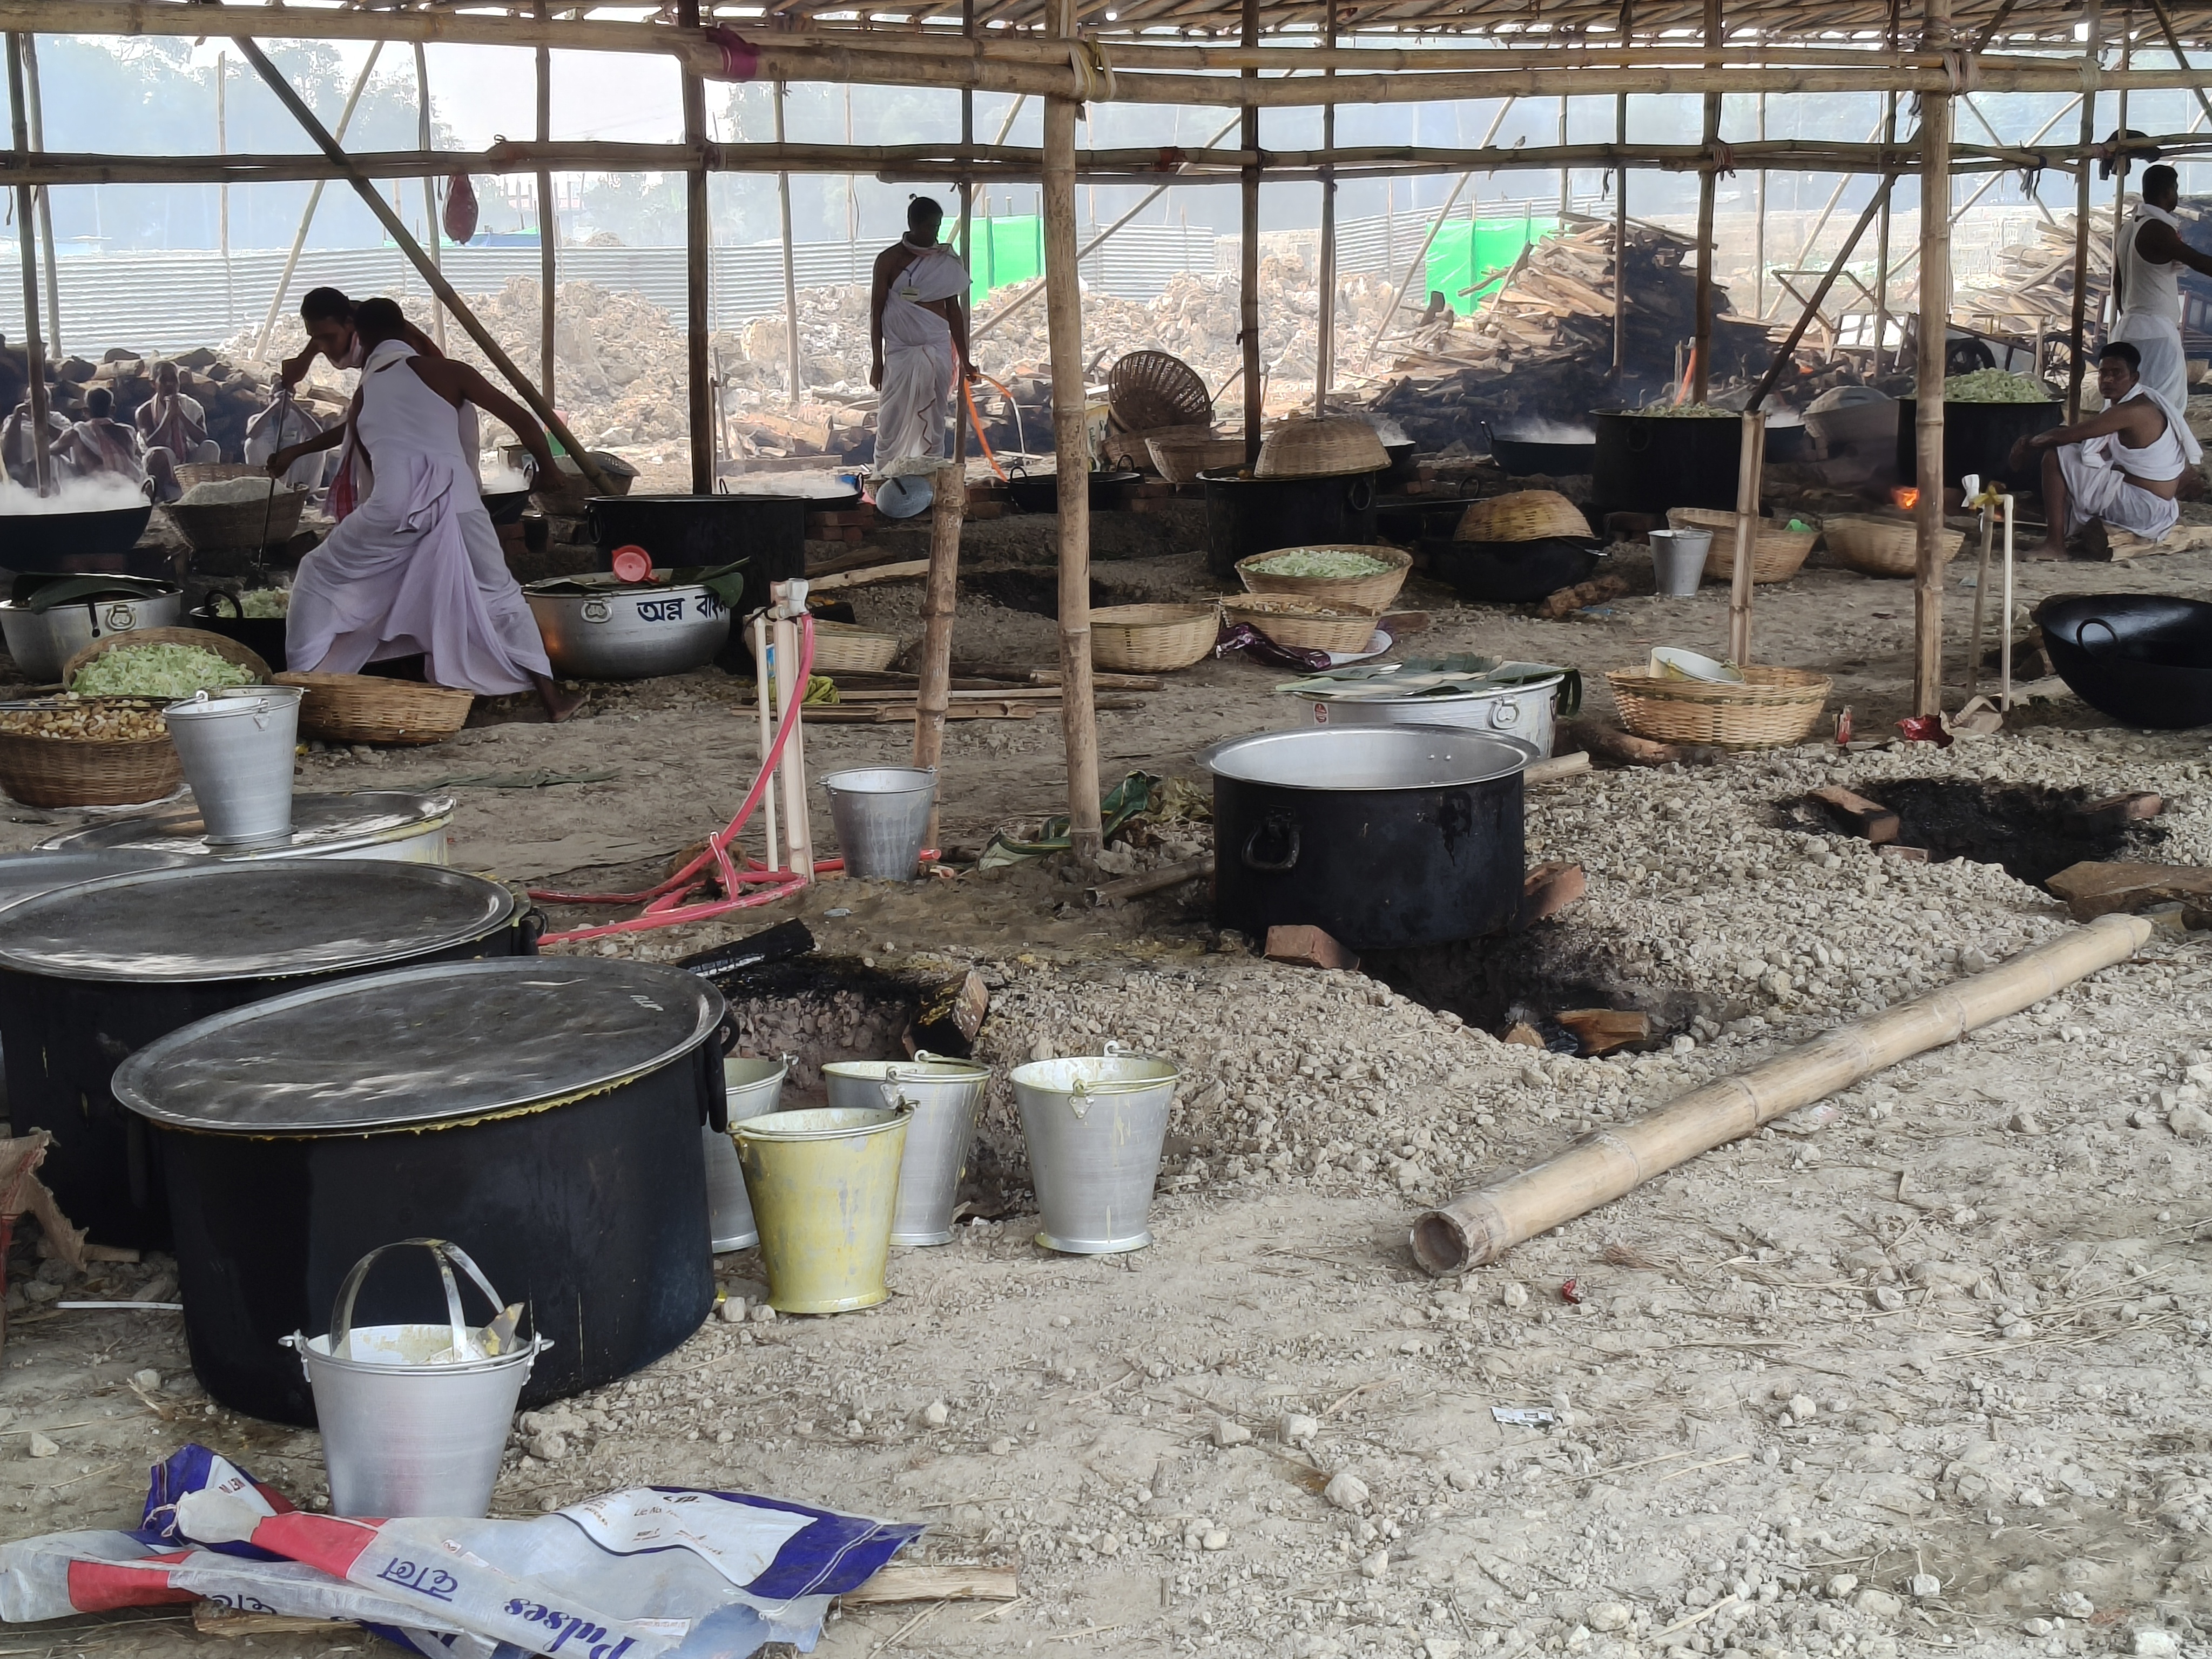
[2039,593,2212,730]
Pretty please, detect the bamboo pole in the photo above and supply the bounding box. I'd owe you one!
[1045,0,1101,864]
[1872,92,1895,367]
[2069,0,2103,420]
[252,41,381,361]
[1691,0,1722,403]
[2112,23,2133,335]
[1613,90,1629,374]
[1240,0,1261,464]
[6,32,51,495]
[1410,914,2153,1274]
[218,49,233,337]
[1726,409,1764,664]
[680,0,711,494]
[536,3,555,406]
[770,586,813,878]
[2145,0,2212,142]
[1913,0,1954,717]
[413,42,445,353]
[752,612,779,874]
[1357,98,1518,370]
[1746,173,1900,407]
[1314,0,1337,416]
[1887,94,2082,281]
[22,32,53,357]
[1752,90,1765,318]
[775,82,802,408]
[231,36,612,496]
[955,0,973,462]
[913,460,966,849]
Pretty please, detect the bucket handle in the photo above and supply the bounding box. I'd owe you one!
[326,1238,519,1361]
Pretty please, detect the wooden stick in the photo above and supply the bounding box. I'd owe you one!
[913,461,966,850]
[231,37,614,498]
[536,2,556,408]
[811,558,934,590]
[680,0,711,495]
[1085,854,1215,906]
[1043,23,1102,865]
[1411,914,2154,1273]
[1727,409,1765,666]
[841,1564,1020,1604]
[2068,0,2102,422]
[413,42,444,352]
[1240,0,1262,465]
[1912,0,1954,717]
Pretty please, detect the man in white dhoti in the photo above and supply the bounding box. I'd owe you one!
[278,299,582,721]
[2108,165,2212,413]
[868,197,974,517]
[2011,341,2203,555]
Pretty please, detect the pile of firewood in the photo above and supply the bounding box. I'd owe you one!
[0,346,305,458]
[1955,214,2112,343]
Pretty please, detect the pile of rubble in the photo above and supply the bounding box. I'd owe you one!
[1357,219,1775,453]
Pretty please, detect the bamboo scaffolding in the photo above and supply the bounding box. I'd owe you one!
[1747,171,1900,406]
[1355,96,1519,369]
[1314,0,1337,415]
[775,81,802,406]
[1409,915,2153,1274]
[1914,0,1954,717]
[251,41,382,360]
[680,0,711,493]
[22,31,53,357]
[6,32,52,495]
[1691,0,1721,403]
[536,0,555,406]
[1241,0,1262,464]
[2069,0,2103,419]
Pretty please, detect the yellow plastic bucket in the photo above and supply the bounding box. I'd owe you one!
[731,1105,909,1313]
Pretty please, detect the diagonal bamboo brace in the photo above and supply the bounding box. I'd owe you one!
[1412,913,2153,1275]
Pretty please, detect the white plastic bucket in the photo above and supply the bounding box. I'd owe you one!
[163,685,302,847]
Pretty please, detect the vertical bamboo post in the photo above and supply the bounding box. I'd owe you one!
[217,50,232,337]
[1240,0,1262,461]
[678,0,711,493]
[7,33,52,496]
[1752,91,1766,319]
[536,3,556,407]
[1046,0,1101,864]
[1613,0,1630,382]
[774,83,802,409]
[955,0,974,460]
[1914,0,1955,716]
[253,42,382,361]
[1314,0,1337,416]
[2108,22,2133,338]
[1872,92,1896,369]
[413,42,444,352]
[21,33,53,359]
[1691,0,1722,402]
[913,461,966,849]
[1728,409,1765,665]
[1556,94,1569,220]
[2068,0,2103,419]
[752,612,779,874]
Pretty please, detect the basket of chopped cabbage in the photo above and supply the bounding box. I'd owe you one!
[63,629,271,699]
[1235,545,1410,612]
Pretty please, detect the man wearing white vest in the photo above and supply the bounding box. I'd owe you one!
[2109,164,2212,413]
[2011,340,2201,554]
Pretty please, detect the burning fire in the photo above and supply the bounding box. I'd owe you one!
[1891,486,1921,511]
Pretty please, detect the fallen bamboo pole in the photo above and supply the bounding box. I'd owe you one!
[1411,913,2154,1274]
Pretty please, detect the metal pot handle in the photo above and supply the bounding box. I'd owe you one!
[1346,475,1376,512]
[1625,422,1654,454]
[208,590,245,621]
[517,907,548,954]
[326,1238,509,1359]
[1242,816,1301,873]
[2079,617,2120,656]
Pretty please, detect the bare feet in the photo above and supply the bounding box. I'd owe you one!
[532,675,588,723]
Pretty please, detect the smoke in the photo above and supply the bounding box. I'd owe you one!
[0,474,151,517]
[1496,419,1597,444]
[481,467,535,495]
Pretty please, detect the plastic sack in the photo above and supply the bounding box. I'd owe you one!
[444,174,480,246]
[244,396,328,493]
[0,1444,919,1659]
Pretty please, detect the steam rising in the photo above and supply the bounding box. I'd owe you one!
[0,474,151,517]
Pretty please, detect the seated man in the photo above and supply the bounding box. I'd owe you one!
[2011,340,2203,556]
[1,400,69,489]
[50,388,146,483]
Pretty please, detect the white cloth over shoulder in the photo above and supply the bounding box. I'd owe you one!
[874,244,968,469]
[2112,203,2191,410]
[2058,385,2199,540]
[287,339,552,696]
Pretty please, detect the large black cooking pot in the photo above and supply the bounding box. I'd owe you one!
[1003,465,1141,515]
[1377,498,1472,545]
[1896,397,2062,493]
[1,504,163,576]
[587,494,805,585]
[1200,468,1380,579]
[188,590,288,666]
[1420,537,1603,604]
[0,860,534,1251]
[113,957,724,1424]
[1483,420,1597,478]
[1204,726,1527,950]
[2038,593,2212,729]
[1592,410,1742,521]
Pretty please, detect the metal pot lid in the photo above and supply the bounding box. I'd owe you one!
[0,848,190,910]
[0,859,517,983]
[1202,726,1528,791]
[1288,673,1564,705]
[113,957,725,1135]
[35,791,453,860]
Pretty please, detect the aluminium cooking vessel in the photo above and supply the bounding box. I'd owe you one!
[1204,725,1527,950]
[40,791,455,864]
[0,860,536,1251]
[2038,593,2212,730]
[1292,672,1566,757]
[113,956,725,1424]
[1003,465,1141,515]
[0,589,184,683]
[525,574,732,679]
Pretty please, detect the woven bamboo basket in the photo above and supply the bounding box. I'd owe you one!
[1454,490,1592,543]
[1147,431,1247,483]
[163,482,308,552]
[1821,513,1967,577]
[1091,603,1220,672]
[1236,547,1412,612]
[810,621,901,675]
[1256,416,1390,480]
[1667,508,1820,584]
[174,462,266,491]
[1102,424,1194,473]
[273,673,474,746]
[0,699,182,808]
[1606,664,1832,751]
[1108,351,1212,434]
[63,626,271,691]
[1223,597,1382,655]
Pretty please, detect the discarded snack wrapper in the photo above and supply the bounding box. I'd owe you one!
[1894,713,1953,747]
[1491,1405,1561,1429]
[1559,1277,1582,1305]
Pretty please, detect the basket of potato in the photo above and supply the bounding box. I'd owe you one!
[0,697,183,807]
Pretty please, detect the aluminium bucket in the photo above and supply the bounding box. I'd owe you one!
[733,1105,910,1313]
[284,1239,544,1519]
[1011,1042,1181,1255]
[824,1053,990,1246]
[707,1055,791,1252]
[821,767,936,881]
[163,685,303,847]
[1649,529,1711,597]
